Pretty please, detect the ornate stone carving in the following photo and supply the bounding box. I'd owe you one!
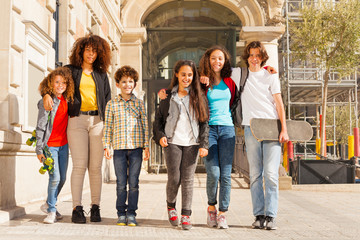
[257,0,285,26]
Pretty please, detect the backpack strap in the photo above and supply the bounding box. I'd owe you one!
[239,67,249,93]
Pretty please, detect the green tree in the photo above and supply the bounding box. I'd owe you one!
[290,0,360,156]
[326,105,356,156]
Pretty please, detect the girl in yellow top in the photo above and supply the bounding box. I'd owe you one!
[43,34,111,224]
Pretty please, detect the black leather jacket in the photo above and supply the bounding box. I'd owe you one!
[66,65,111,120]
[153,90,209,149]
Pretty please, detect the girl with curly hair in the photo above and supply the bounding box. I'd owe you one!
[42,34,111,223]
[198,45,236,229]
[36,67,74,224]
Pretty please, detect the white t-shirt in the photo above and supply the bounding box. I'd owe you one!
[169,95,198,146]
[240,68,281,126]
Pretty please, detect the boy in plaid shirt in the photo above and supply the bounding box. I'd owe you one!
[103,65,149,226]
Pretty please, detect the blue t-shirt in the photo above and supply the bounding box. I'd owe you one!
[207,80,233,126]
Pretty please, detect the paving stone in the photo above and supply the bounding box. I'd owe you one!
[0,173,359,239]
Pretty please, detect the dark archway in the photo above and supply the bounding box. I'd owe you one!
[141,1,242,172]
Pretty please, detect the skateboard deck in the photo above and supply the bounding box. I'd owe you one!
[250,118,313,142]
[26,130,54,174]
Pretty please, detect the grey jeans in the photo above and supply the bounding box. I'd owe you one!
[164,143,199,216]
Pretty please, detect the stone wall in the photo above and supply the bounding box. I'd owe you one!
[0,0,123,210]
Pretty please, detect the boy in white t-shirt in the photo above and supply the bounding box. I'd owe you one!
[242,41,289,230]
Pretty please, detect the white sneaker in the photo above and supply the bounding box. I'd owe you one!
[40,203,63,220]
[43,212,57,224]
[40,203,48,213]
[217,214,229,229]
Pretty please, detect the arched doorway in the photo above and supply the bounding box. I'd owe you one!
[141,1,242,172]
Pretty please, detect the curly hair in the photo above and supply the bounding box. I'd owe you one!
[242,41,269,67]
[169,60,208,122]
[69,34,111,73]
[39,67,75,103]
[199,45,232,88]
[114,65,139,84]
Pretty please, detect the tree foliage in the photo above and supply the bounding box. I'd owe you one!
[326,105,356,145]
[289,0,360,155]
[290,0,360,77]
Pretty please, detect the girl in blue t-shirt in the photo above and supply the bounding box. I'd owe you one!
[199,45,237,229]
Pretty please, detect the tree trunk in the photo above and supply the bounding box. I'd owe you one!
[320,70,330,157]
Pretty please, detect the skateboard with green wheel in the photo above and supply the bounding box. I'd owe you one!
[26,130,55,174]
[26,130,37,146]
[39,146,54,174]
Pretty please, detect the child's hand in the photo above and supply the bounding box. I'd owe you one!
[265,66,277,74]
[104,148,112,159]
[199,148,208,158]
[279,130,289,143]
[143,147,150,161]
[160,137,168,147]
[43,94,54,111]
[200,76,210,86]
[37,154,45,163]
[158,89,167,100]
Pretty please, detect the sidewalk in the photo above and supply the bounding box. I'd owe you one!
[0,173,360,240]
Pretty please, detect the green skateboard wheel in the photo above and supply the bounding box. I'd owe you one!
[44,158,53,166]
[26,139,32,146]
[39,167,46,174]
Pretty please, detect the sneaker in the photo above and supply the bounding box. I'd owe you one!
[217,214,229,229]
[207,207,217,227]
[265,216,277,230]
[252,215,265,229]
[40,203,63,220]
[71,206,86,224]
[127,215,137,226]
[181,215,192,230]
[167,208,179,226]
[116,216,127,226]
[90,204,101,222]
[43,212,56,224]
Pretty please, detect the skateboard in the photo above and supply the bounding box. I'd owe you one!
[39,146,54,174]
[26,130,54,174]
[250,118,313,142]
[26,130,37,146]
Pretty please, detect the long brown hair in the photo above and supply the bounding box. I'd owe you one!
[242,41,269,67]
[39,67,75,103]
[199,45,232,88]
[69,34,111,73]
[169,60,208,122]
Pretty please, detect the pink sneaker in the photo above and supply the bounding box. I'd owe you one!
[207,207,217,227]
[181,215,192,230]
[167,208,179,226]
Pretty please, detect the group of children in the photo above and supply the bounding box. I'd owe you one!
[35,34,287,231]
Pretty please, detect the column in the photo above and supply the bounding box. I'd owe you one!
[119,27,147,99]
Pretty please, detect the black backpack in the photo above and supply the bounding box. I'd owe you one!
[231,67,249,128]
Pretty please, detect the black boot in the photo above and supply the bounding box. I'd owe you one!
[72,206,86,224]
[90,204,101,222]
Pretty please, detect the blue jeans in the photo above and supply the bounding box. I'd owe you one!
[113,148,143,217]
[204,125,235,212]
[46,144,69,213]
[244,126,281,218]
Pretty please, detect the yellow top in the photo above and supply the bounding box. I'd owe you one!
[79,72,98,111]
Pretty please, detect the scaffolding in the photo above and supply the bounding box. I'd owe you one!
[280,0,359,160]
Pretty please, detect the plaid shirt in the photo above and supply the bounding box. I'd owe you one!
[103,94,149,150]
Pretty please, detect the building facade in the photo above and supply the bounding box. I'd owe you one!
[0,0,285,215]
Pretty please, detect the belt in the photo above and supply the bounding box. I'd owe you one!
[80,110,98,116]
